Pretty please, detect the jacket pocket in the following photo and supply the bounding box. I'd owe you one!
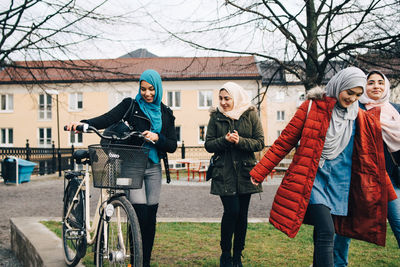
[241,160,257,179]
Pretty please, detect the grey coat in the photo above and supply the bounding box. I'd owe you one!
[205,107,264,196]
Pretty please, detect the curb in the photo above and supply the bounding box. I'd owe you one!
[10,216,268,266]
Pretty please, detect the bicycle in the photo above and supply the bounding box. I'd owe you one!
[62,124,153,266]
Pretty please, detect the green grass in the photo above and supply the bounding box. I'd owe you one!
[42,221,400,266]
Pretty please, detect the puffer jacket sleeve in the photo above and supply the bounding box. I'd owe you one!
[235,110,265,152]
[205,112,233,153]
[250,100,309,182]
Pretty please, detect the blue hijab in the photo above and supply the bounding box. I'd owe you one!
[135,69,163,163]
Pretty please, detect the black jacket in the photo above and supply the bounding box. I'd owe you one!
[83,97,177,180]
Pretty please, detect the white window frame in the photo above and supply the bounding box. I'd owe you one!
[198,125,207,144]
[167,91,181,109]
[38,128,52,148]
[39,93,52,120]
[198,90,213,109]
[0,94,13,112]
[277,110,285,121]
[1,128,13,147]
[69,92,83,111]
[69,132,83,146]
[274,91,285,102]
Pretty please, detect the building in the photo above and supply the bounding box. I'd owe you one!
[0,56,261,148]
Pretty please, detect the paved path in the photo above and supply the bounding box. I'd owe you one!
[0,174,279,266]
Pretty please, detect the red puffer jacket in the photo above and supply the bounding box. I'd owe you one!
[250,95,396,246]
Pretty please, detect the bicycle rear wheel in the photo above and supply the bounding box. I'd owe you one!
[95,195,142,267]
[62,178,87,266]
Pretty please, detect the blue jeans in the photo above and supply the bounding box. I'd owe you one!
[334,183,400,267]
[129,162,162,205]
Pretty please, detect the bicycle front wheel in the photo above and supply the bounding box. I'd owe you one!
[62,178,86,266]
[95,195,142,267]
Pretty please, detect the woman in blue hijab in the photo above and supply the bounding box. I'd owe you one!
[68,69,177,267]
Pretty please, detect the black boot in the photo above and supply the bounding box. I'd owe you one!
[143,204,158,267]
[220,251,233,267]
[232,251,243,267]
[133,204,148,266]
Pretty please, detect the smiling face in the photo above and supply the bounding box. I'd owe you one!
[338,87,364,108]
[366,73,385,101]
[140,80,155,103]
[219,89,234,112]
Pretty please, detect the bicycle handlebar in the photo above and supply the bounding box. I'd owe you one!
[64,125,155,144]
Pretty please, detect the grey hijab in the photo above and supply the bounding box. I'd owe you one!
[319,67,366,167]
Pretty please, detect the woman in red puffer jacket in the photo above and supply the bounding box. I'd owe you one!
[250,67,397,267]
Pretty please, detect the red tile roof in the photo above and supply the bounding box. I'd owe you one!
[0,56,260,84]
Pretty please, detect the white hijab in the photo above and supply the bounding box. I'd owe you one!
[217,82,253,120]
[320,67,366,167]
[359,71,400,152]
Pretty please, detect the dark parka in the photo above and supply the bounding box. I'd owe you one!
[205,107,264,196]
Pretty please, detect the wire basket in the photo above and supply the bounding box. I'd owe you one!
[88,144,149,189]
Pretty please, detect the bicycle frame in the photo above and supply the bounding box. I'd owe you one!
[64,161,108,246]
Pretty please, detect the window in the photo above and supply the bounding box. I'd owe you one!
[275,91,285,102]
[175,126,181,142]
[70,132,83,146]
[167,91,181,108]
[277,130,282,138]
[198,125,207,144]
[198,90,212,108]
[1,94,13,111]
[277,111,285,121]
[115,91,132,106]
[39,128,52,147]
[69,92,83,111]
[1,128,13,146]
[39,94,52,120]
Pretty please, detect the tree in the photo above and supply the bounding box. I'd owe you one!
[158,0,400,91]
[0,0,139,83]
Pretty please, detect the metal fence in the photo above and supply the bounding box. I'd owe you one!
[0,143,295,177]
[0,141,74,177]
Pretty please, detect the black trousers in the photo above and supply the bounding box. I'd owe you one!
[304,204,335,267]
[220,194,251,253]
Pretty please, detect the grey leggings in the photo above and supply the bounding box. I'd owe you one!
[129,162,162,205]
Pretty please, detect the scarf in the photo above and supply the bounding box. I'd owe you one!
[320,67,366,167]
[217,82,253,120]
[135,69,163,163]
[359,71,400,152]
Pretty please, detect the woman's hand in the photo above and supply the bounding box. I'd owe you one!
[251,176,261,186]
[142,130,159,142]
[225,130,240,144]
[66,122,84,132]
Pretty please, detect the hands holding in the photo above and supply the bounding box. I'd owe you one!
[225,130,239,144]
[251,176,261,186]
[142,130,159,142]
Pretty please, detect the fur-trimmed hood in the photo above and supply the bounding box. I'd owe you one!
[306,86,326,100]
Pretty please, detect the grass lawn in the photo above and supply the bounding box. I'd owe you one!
[43,221,399,266]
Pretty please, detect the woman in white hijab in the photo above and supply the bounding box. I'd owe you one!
[205,82,265,267]
[334,70,400,267]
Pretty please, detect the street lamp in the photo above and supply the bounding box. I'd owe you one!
[45,89,61,176]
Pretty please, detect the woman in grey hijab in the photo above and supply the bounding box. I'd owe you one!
[250,67,397,267]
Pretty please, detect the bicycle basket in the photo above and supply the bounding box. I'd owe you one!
[88,144,149,189]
